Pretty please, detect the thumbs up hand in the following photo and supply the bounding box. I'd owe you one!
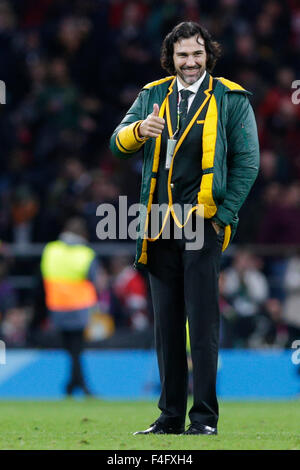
[138,103,165,138]
[152,103,159,116]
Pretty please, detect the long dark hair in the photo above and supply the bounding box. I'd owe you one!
[160,22,222,74]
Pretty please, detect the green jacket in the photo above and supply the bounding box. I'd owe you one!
[110,74,259,269]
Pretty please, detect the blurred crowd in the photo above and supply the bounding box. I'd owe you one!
[1,240,300,351]
[0,0,299,349]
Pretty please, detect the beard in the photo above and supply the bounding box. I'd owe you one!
[177,65,205,86]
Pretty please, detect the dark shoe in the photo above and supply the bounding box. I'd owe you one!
[82,386,93,397]
[183,423,218,435]
[66,383,74,396]
[66,383,93,397]
[133,420,184,435]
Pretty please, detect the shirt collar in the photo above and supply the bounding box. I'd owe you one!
[176,70,207,95]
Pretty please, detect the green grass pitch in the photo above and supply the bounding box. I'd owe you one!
[0,399,299,450]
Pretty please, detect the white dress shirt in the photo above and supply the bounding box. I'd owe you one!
[177,71,207,112]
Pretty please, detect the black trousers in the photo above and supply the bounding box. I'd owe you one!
[61,329,88,393]
[148,216,224,428]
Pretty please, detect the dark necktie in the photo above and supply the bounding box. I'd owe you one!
[179,89,193,130]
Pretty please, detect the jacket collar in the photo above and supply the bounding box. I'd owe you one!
[166,72,212,140]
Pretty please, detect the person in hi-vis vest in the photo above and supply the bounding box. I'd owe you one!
[41,217,100,396]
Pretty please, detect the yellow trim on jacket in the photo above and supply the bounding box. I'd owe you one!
[222,225,231,251]
[167,76,214,227]
[197,93,218,219]
[216,77,246,91]
[196,90,232,252]
[115,76,176,155]
[138,77,176,264]
[116,121,146,154]
[143,76,175,89]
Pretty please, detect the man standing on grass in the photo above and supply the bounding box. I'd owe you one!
[110,21,259,435]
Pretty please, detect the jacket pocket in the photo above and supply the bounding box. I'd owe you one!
[217,227,225,244]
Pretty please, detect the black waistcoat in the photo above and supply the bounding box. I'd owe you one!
[150,73,216,238]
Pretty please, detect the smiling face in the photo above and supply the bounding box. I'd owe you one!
[173,35,207,87]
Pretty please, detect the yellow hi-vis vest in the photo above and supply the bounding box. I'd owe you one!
[41,241,98,311]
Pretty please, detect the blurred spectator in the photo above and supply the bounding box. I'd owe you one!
[283,252,300,346]
[110,254,150,331]
[249,298,287,348]
[10,184,39,245]
[33,56,84,161]
[1,307,29,347]
[39,217,101,396]
[257,182,300,244]
[219,270,237,348]
[237,150,290,243]
[0,244,18,316]
[84,265,115,343]
[222,250,269,347]
[259,67,300,163]
[219,267,284,349]
[41,156,92,240]
[83,170,121,241]
[0,243,29,347]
